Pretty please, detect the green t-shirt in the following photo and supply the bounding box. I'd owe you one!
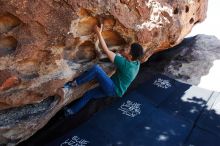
[111,55,140,97]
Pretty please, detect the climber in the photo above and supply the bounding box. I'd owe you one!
[57,24,144,117]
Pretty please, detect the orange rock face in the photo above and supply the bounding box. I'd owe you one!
[0,0,208,145]
[0,76,20,91]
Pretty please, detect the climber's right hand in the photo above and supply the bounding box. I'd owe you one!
[94,24,103,34]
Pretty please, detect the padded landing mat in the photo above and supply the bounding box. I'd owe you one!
[197,92,220,136]
[48,74,220,146]
[159,86,213,123]
[184,127,220,146]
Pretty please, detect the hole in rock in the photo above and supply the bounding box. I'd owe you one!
[0,36,17,57]
[0,12,21,33]
[189,18,194,24]
[185,5,189,13]
[73,41,96,62]
[102,30,126,47]
[77,16,98,36]
[103,16,116,29]
[173,8,179,14]
[170,41,175,46]
[153,31,159,37]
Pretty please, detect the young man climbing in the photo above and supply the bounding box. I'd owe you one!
[58,24,144,117]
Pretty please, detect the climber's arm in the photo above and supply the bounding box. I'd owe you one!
[94,25,116,63]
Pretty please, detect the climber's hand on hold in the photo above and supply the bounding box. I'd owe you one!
[94,24,103,35]
[93,24,115,63]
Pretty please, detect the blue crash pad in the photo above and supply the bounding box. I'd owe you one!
[197,92,220,136]
[159,86,213,123]
[124,109,192,146]
[49,93,192,146]
[47,74,218,146]
[184,127,220,146]
[136,74,188,106]
[88,91,157,139]
[48,74,195,146]
[48,91,158,146]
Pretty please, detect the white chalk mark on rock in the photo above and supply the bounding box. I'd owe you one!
[136,0,173,30]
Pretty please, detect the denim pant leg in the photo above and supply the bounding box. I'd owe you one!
[76,64,116,96]
[67,86,114,114]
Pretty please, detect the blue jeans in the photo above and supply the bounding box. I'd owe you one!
[65,65,117,115]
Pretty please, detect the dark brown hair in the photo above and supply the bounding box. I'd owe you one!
[130,43,144,60]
